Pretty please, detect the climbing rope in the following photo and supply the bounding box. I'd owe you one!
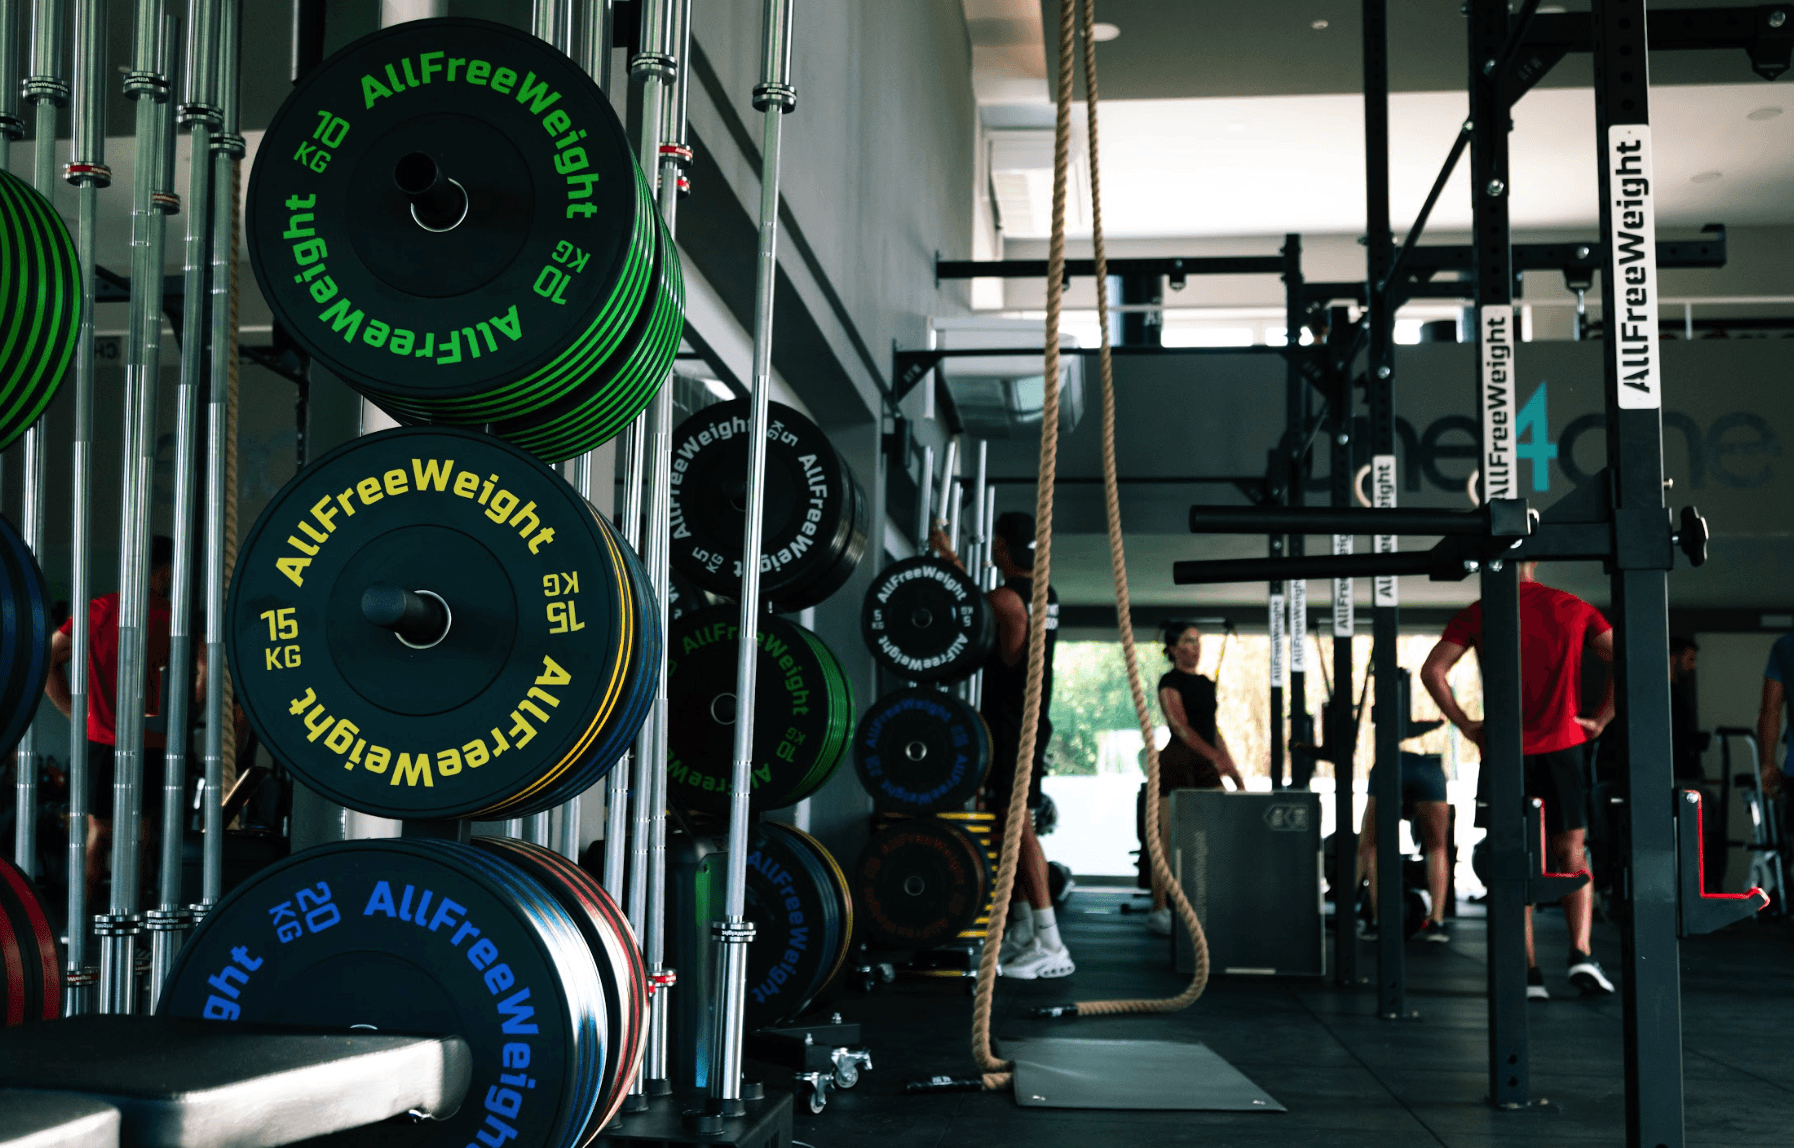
[969,0,1209,1089]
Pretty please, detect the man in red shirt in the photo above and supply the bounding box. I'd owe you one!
[43,536,205,901]
[1420,560,1615,999]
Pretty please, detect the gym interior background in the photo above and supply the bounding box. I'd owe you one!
[1,1,1792,1147]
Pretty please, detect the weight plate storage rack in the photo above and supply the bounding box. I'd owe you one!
[668,400,868,612]
[228,426,659,821]
[0,513,53,761]
[733,823,854,1031]
[665,605,854,815]
[852,688,991,815]
[246,18,683,462]
[159,837,641,1148]
[0,855,61,1027]
[0,168,80,454]
[860,557,994,683]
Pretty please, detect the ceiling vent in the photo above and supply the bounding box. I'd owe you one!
[988,128,1091,239]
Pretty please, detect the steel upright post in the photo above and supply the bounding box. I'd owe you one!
[61,0,107,1016]
[1468,0,1530,1108]
[199,0,241,912]
[0,1,22,169]
[1590,2,1682,1143]
[709,0,794,1112]
[1284,235,1312,799]
[148,0,218,1003]
[15,0,67,878]
[1363,0,1405,1019]
[1274,233,1301,793]
[1328,338,1356,991]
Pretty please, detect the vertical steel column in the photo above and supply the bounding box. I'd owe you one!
[1273,234,1301,792]
[644,0,689,1091]
[101,0,174,1014]
[1328,355,1356,990]
[579,0,612,89]
[13,0,66,877]
[1362,0,1405,1019]
[709,0,792,1112]
[199,0,239,910]
[60,0,106,1016]
[531,0,572,49]
[1469,0,1529,1108]
[1284,235,1312,796]
[147,0,217,1003]
[1591,2,1681,1143]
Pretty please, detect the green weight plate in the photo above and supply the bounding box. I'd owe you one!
[227,427,649,820]
[665,607,851,814]
[0,169,80,452]
[247,18,645,416]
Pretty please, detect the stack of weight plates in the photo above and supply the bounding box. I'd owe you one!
[247,18,682,464]
[937,810,999,941]
[666,606,853,814]
[160,838,643,1148]
[0,855,61,1026]
[228,427,658,820]
[0,169,79,453]
[852,688,990,814]
[861,557,994,683]
[853,817,991,951]
[0,514,52,760]
[668,400,868,612]
[729,823,854,1029]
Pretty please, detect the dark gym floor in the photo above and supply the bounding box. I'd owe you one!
[792,887,1794,1147]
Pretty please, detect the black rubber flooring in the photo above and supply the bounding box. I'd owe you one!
[792,888,1794,1147]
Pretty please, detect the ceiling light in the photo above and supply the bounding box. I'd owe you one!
[1746,106,1784,121]
[1091,22,1120,41]
[1311,19,1329,30]
[1690,170,1723,184]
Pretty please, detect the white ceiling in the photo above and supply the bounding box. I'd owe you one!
[996,83,1793,241]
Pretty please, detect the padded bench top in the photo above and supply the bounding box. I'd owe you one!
[0,1091,120,1148]
[0,1017,469,1148]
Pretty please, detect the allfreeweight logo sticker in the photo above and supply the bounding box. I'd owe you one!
[1331,534,1352,638]
[1289,580,1307,672]
[1268,592,1285,686]
[1373,453,1398,608]
[1481,304,1516,502]
[1607,124,1661,410]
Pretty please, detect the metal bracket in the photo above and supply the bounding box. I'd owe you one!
[1524,799,1591,903]
[1677,788,1770,936]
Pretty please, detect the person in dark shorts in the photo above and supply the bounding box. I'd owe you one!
[1148,622,1243,935]
[1421,560,1615,998]
[1356,752,1452,943]
[930,510,1070,980]
[44,536,203,904]
[1757,630,1794,798]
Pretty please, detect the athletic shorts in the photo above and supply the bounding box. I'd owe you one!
[1158,738,1222,795]
[1367,752,1449,805]
[85,742,166,822]
[1524,747,1589,833]
[985,727,1046,811]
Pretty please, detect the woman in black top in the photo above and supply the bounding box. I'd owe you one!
[1146,623,1244,934]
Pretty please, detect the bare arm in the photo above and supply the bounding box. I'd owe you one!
[1759,678,1785,796]
[1575,628,1616,738]
[44,629,73,719]
[988,586,1029,667]
[926,525,962,573]
[1420,638,1482,747]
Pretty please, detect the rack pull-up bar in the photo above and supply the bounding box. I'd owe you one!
[934,255,1285,281]
[1188,503,1531,538]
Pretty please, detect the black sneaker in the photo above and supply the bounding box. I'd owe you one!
[1420,920,1449,944]
[1568,952,1615,996]
[1527,966,1549,1000]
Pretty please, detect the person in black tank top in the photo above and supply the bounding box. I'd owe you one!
[1147,623,1243,935]
[928,510,1072,980]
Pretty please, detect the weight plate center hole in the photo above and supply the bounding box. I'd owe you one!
[712,692,738,725]
[905,740,928,762]
[902,875,927,897]
[910,607,934,629]
[362,584,453,650]
[727,481,748,513]
[394,151,470,233]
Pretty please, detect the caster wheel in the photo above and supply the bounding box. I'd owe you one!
[807,1085,828,1114]
[878,963,896,984]
[834,1060,859,1090]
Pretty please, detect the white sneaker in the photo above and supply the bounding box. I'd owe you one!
[1145,907,1173,936]
[1000,940,1076,980]
[999,926,1035,965]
